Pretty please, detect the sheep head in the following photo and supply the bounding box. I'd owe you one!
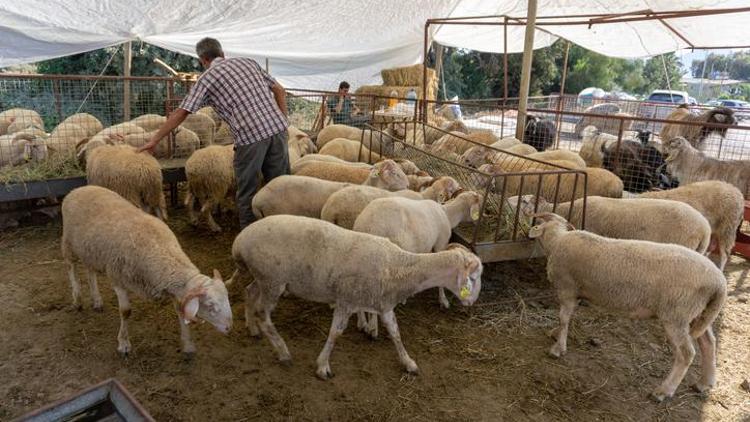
[370,159,409,191]
[181,270,232,334]
[430,176,461,203]
[528,212,575,239]
[450,248,482,306]
[703,106,736,138]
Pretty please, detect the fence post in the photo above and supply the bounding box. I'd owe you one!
[123,41,132,121]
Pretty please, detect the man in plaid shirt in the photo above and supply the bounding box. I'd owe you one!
[139,37,289,228]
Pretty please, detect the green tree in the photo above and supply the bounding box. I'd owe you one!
[642,53,683,93]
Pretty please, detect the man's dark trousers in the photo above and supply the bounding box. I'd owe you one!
[234,130,290,228]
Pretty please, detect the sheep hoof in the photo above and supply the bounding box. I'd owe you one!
[73,303,83,311]
[93,303,104,313]
[316,365,333,380]
[279,357,293,367]
[117,348,131,358]
[404,360,419,374]
[548,345,564,359]
[209,225,222,233]
[182,350,196,361]
[649,391,669,403]
[547,327,560,339]
[691,383,711,394]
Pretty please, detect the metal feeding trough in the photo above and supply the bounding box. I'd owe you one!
[13,378,154,422]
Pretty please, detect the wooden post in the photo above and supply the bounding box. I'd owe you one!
[515,0,538,141]
[265,58,270,73]
[554,41,571,147]
[434,42,444,100]
[123,41,132,121]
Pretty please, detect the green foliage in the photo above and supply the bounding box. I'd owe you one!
[692,51,750,81]
[439,40,680,100]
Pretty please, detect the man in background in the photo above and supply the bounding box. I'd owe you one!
[327,81,369,128]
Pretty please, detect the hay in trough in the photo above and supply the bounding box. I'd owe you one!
[0,154,84,185]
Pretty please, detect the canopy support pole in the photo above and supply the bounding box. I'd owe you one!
[515,0,537,141]
[123,41,132,121]
[554,41,570,147]
[434,42,445,100]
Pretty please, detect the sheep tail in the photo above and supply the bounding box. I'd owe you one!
[697,232,711,255]
[689,287,726,338]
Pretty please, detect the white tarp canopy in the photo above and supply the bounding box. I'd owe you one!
[1,0,749,90]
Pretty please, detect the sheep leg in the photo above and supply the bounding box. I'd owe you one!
[113,286,132,357]
[315,307,350,380]
[67,262,82,310]
[244,282,262,338]
[201,200,222,232]
[438,288,450,309]
[185,191,199,226]
[549,295,577,358]
[693,326,717,393]
[366,312,379,339]
[87,268,103,312]
[381,309,418,374]
[652,322,695,402]
[256,302,291,364]
[174,302,196,356]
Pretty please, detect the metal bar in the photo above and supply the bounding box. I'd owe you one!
[658,18,694,48]
[52,79,63,123]
[123,41,132,121]
[422,22,430,123]
[555,41,571,148]
[0,73,176,82]
[515,0,537,141]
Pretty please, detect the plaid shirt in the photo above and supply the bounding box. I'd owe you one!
[180,57,288,145]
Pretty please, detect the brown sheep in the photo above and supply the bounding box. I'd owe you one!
[660,105,736,149]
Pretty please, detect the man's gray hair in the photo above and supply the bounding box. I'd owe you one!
[196,38,223,61]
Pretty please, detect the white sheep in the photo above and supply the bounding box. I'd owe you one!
[352,191,483,337]
[528,149,587,169]
[431,131,496,156]
[182,112,216,147]
[317,124,393,154]
[479,161,623,203]
[639,181,744,270]
[185,145,235,232]
[131,114,166,132]
[0,132,48,167]
[320,176,462,230]
[319,138,382,163]
[528,212,726,402]
[61,185,232,356]
[663,136,750,197]
[294,159,408,188]
[510,195,711,254]
[85,144,168,220]
[287,126,317,166]
[45,122,89,157]
[291,153,373,173]
[121,126,199,158]
[61,113,104,137]
[232,215,482,378]
[0,108,43,135]
[253,160,409,219]
[578,126,618,167]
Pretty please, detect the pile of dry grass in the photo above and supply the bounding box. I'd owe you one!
[0,155,84,185]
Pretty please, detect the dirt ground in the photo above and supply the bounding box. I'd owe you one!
[1,209,749,421]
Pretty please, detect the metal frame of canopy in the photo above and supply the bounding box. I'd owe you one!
[421,6,750,140]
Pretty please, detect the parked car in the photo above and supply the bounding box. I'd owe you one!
[718,99,750,121]
[634,89,690,131]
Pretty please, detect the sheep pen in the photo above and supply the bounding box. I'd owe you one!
[0,206,748,421]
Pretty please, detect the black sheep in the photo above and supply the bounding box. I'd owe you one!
[523,115,556,151]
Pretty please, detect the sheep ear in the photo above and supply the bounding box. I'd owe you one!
[212,269,223,281]
[713,113,727,123]
[23,142,32,161]
[566,222,576,231]
[182,296,200,324]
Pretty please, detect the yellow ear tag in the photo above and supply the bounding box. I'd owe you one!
[372,169,380,177]
[460,285,471,299]
[471,209,480,221]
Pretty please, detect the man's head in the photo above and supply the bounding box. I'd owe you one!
[338,81,350,94]
[196,37,225,68]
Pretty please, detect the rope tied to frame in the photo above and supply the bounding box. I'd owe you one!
[74,44,122,115]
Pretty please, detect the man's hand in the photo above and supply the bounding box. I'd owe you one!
[137,138,159,154]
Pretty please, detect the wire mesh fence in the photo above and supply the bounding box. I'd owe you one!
[363,122,588,261]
